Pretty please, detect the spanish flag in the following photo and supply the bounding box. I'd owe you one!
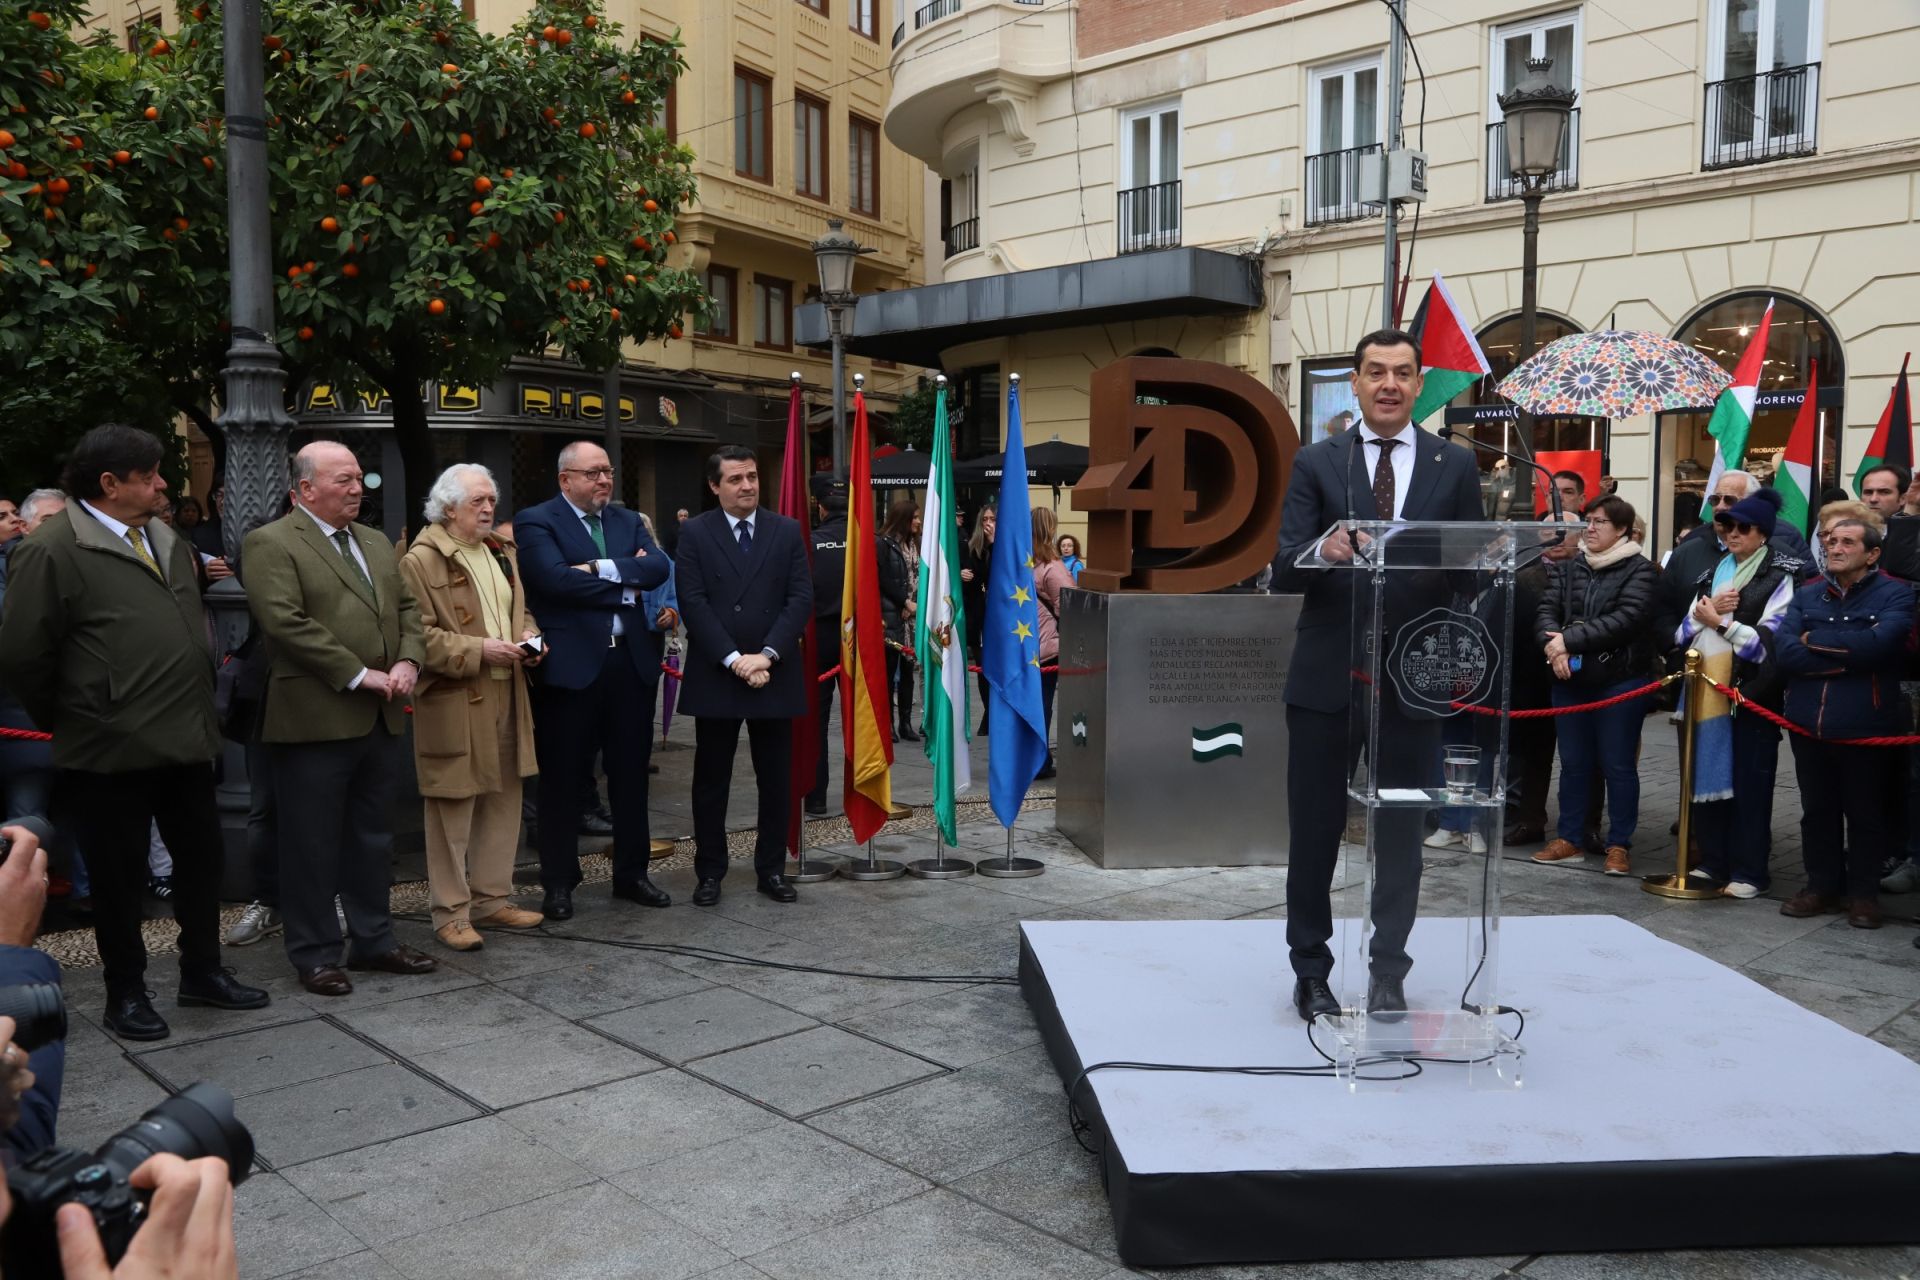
[840,389,894,841]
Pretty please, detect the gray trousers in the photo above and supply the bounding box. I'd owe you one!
[271,729,402,971]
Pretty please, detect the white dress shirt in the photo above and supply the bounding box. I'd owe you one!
[719,510,776,670]
[78,500,164,582]
[298,503,383,690]
[565,498,637,635]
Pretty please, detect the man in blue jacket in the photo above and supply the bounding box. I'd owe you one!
[1775,514,1915,931]
[514,442,673,921]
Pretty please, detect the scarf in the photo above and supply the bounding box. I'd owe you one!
[1688,547,1768,802]
[1582,537,1645,571]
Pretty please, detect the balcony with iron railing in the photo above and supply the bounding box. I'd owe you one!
[1703,63,1819,170]
[1486,108,1580,201]
[944,217,980,258]
[1303,143,1381,226]
[1116,180,1182,254]
[885,0,1071,164]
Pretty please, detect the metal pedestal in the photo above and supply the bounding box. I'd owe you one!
[907,832,974,879]
[976,829,1043,878]
[649,838,675,860]
[785,819,841,883]
[843,839,906,881]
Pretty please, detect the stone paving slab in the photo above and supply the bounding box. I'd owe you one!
[241,1062,480,1166]
[687,1025,945,1118]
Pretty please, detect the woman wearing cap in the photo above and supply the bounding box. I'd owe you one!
[1533,495,1658,876]
[1675,487,1799,899]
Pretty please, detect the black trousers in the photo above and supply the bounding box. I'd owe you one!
[59,763,224,998]
[244,740,279,909]
[693,716,791,882]
[1507,715,1556,829]
[271,731,402,971]
[809,624,841,807]
[891,644,914,726]
[1790,737,1901,900]
[1284,700,1436,983]
[533,644,657,892]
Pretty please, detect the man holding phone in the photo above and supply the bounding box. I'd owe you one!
[513,442,674,920]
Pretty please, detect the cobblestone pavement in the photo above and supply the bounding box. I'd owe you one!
[53,717,1920,1280]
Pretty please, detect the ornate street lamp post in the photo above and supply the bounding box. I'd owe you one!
[810,219,875,480]
[1497,57,1578,376]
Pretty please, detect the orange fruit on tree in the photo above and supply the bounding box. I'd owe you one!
[609,307,620,321]
[427,298,446,315]
[0,131,13,150]
[335,183,351,197]
[342,262,360,278]
[47,177,69,194]
[27,11,52,29]
[593,254,608,267]
[624,273,636,285]
[664,231,676,244]
[441,62,459,74]
[485,231,502,248]
[458,132,473,149]
[553,209,566,223]
[321,216,339,232]
[84,263,97,277]
[503,168,514,178]
[472,175,492,193]
[668,324,682,339]
[621,91,635,105]
[642,199,658,213]
[114,150,131,164]
[449,149,465,162]
[584,14,597,28]
[202,155,215,169]
[579,122,596,138]
[143,107,159,121]
[263,34,282,50]
[362,173,376,186]
[541,25,558,40]
[151,39,170,55]
[304,260,316,272]
[162,228,177,241]
[298,326,315,341]
[555,28,572,45]
[174,216,190,230]
[287,264,302,278]
[468,200,484,215]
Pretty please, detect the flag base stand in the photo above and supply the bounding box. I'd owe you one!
[908,831,974,880]
[649,839,675,861]
[786,821,840,884]
[887,801,913,819]
[844,838,907,881]
[976,829,1044,879]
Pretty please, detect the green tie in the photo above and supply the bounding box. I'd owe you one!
[583,512,608,557]
[331,529,377,604]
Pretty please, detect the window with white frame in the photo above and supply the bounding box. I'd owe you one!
[1488,11,1581,193]
[1704,0,1821,166]
[1118,100,1181,251]
[1305,56,1382,223]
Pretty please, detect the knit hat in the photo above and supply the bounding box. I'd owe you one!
[1715,486,1782,536]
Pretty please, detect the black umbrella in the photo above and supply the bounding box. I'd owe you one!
[955,438,1088,487]
[868,447,932,486]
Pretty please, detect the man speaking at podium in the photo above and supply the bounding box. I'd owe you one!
[1272,329,1484,1023]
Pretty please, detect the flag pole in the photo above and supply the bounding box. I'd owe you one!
[783,370,839,883]
[909,816,973,878]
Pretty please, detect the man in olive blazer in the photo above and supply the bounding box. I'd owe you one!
[243,441,434,996]
[0,425,269,1040]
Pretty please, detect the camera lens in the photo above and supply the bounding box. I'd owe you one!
[95,1083,255,1189]
[0,983,66,1053]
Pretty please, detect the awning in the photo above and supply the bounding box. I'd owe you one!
[794,247,1263,369]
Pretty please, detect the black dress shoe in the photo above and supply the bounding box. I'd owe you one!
[542,887,574,921]
[1292,977,1338,1023]
[804,798,827,817]
[612,879,671,908]
[692,878,722,907]
[178,968,271,1011]
[105,989,169,1041]
[578,805,615,836]
[897,722,921,743]
[756,874,798,903]
[347,945,439,975]
[1367,974,1408,1022]
[297,965,353,997]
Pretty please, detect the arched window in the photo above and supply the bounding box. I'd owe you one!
[1663,291,1844,543]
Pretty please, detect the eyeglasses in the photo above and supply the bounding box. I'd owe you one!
[563,467,615,480]
[1706,494,1740,507]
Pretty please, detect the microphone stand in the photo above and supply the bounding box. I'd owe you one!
[1438,426,1567,542]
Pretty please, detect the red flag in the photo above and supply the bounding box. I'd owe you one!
[840,390,895,842]
[776,380,820,856]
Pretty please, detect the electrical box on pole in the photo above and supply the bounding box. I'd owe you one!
[1359,148,1429,207]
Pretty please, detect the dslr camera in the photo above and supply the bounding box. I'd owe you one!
[2,1083,253,1276]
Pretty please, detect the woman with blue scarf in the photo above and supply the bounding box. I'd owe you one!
[1674,487,1798,899]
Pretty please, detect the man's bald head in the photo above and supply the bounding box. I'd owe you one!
[293,441,365,529]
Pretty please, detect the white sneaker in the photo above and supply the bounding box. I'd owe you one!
[1424,829,1467,850]
[1721,881,1761,900]
[224,901,282,947]
[1880,861,1920,894]
[1688,867,1715,881]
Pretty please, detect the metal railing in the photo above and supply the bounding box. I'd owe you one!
[1116,180,1182,253]
[1303,143,1381,226]
[1703,63,1819,169]
[913,0,961,33]
[1485,108,1580,201]
[944,217,979,257]
[892,21,905,47]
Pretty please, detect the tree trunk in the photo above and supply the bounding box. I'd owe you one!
[387,358,435,542]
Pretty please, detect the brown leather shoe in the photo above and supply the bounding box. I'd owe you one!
[472,906,543,930]
[298,965,353,997]
[347,945,439,975]
[1779,889,1845,918]
[1603,846,1631,876]
[1532,838,1584,864]
[435,922,484,952]
[1847,898,1883,929]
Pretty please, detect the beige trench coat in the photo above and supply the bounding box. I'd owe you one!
[398,522,538,799]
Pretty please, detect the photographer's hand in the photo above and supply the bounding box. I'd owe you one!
[56,1155,238,1280]
[0,825,49,947]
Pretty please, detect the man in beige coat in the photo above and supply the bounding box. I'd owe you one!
[243,441,435,996]
[399,465,545,951]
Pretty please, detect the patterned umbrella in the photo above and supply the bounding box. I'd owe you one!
[1496,330,1732,420]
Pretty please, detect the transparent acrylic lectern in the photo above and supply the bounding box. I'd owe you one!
[1294,521,1559,1089]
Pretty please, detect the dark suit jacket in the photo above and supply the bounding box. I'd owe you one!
[1272,425,1485,713]
[513,495,672,691]
[675,507,813,719]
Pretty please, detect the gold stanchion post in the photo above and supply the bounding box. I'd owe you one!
[1644,649,1721,900]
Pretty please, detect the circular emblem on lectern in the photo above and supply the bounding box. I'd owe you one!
[1387,607,1501,717]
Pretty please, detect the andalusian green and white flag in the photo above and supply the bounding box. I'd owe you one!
[916,382,972,844]
[1191,723,1244,763]
[1700,299,1773,519]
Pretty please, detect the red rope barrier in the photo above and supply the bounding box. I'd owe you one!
[1700,675,1920,747]
[0,727,51,743]
[1450,675,1674,719]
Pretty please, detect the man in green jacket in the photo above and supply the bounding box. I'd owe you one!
[243,441,436,996]
[0,425,270,1040]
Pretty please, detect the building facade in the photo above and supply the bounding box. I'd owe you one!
[85,0,930,524]
[847,0,1919,553]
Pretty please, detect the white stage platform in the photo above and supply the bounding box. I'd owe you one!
[1018,915,1920,1266]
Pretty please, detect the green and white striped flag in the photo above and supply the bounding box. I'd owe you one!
[1191,723,1244,762]
[916,382,971,844]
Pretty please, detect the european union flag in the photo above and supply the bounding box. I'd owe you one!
[983,377,1050,826]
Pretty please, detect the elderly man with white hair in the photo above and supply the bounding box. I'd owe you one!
[398,464,547,950]
[18,489,66,534]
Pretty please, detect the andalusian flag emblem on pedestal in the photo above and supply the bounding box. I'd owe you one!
[1191,723,1244,762]
[1071,713,1088,745]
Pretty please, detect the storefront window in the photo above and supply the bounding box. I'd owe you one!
[1300,358,1361,445]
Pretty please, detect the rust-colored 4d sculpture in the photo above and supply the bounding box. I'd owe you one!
[1073,357,1299,593]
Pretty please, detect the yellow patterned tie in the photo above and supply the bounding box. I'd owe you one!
[124,529,163,580]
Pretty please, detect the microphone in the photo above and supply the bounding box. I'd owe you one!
[1437,426,1565,529]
